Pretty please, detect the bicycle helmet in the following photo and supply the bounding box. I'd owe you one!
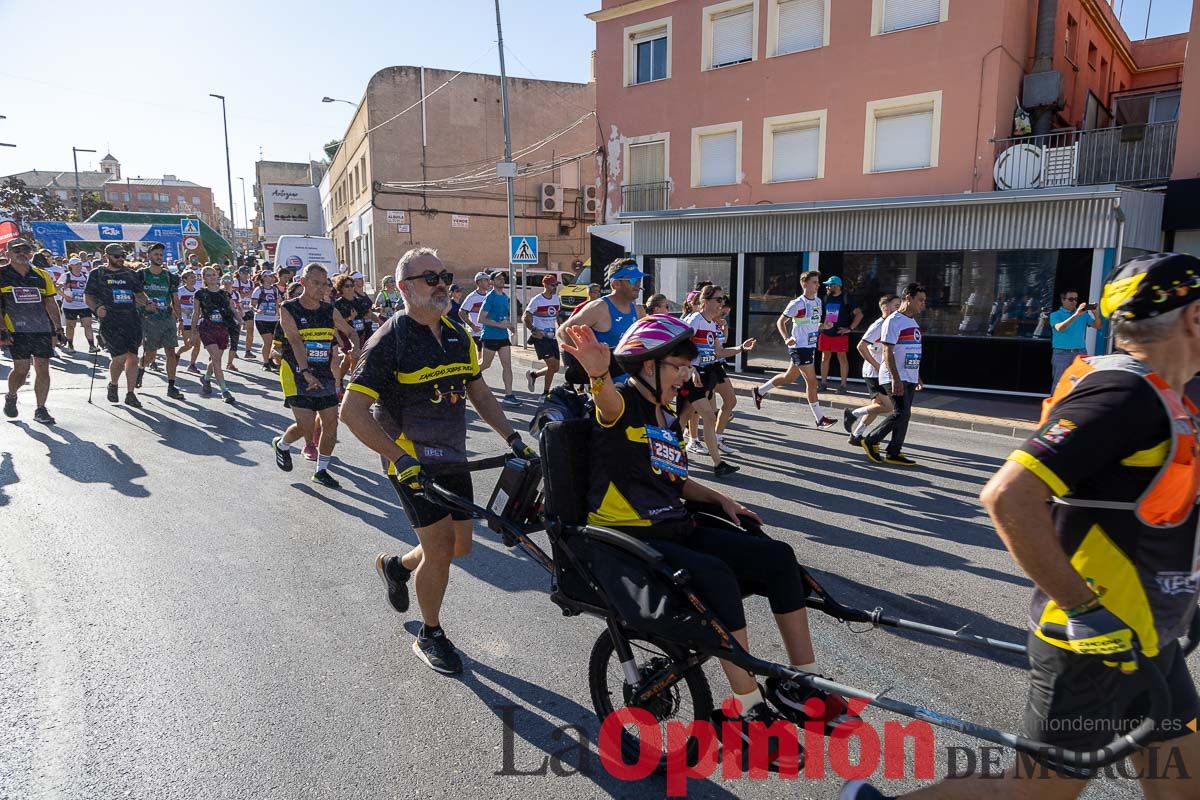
[614,314,695,405]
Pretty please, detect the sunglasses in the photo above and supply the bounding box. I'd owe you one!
[402,270,455,287]
[10,246,32,254]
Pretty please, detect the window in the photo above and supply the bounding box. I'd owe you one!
[1115,89,1182,125]
[763,110,826,182]
[874,0,945,35]
[703,1,757,70]
[623,17,672,86]
[691,122,741,187]
[627,138,668,185]
[770,0,827,56]
[123,192,130,202]
[623,134,670,211]
[192,196,201,205]
[137,192,153,202]
[1065,14,1078,64]
[1087,41,1098,70]
[158,193,170,203]
[178,195,185,204]
[107,191,118,201]
[359,157,367,194]
[865,91,942,173]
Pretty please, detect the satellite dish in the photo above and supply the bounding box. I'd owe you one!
[993,143,1043,190]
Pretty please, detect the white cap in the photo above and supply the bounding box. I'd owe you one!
[351,272,364,280]
[68,257,81,265]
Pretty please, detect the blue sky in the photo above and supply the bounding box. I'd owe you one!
[0,0,1192,224]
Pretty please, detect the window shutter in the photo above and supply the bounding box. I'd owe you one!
[629,141,666,184]
[882,0,941,33]
[873,109,934,171]
[777,0,824,55]
[699,131,738,186]
[711,7,754,67]
[771,124,820,181]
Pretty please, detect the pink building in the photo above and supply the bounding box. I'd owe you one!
[588,0,1193,394]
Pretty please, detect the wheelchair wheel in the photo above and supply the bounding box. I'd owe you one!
[588,628,714,775]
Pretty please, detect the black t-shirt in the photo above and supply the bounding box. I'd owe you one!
[334,297,362,334]
[0,264,56,334]
[821,291,856,334]
[353,293,375,335]
[194,288,233,325]
[277,298,337,388]
[84,266,144,319]
[1013,361,1200,653]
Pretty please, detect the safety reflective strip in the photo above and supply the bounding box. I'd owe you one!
[1120,440,1170,468]
[1007,449,1069,497]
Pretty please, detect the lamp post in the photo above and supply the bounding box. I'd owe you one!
[321,97,355,106]
[72,146,96,221]
[237,176,249,229]
[209,94,236,244]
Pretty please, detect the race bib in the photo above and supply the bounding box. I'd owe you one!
[352,318,364,332]
[240,296,252,311]
[12,286,41,304]
[305,339,331,364]
[154,297,169,312]
[260,300,276,315]
[904,351,921,370]
[209,311,224,323]
[807,330,819,348]
[647,425,687,478]
[112,288,133,305]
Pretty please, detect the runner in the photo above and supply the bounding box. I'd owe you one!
[234,265,256,358]
[817,276,862,393]
[193,266,240,404]
[843,253,1200,800]
[711,296,740,452]
[555,257,645,385]
[271,263,347,489]
[476,270,520,407]
[219,274,244,371]
[373,275,404,321]
[251,270,281,372]
[861,283,926,467]
[58,257,97,354]
[447,283,463,320]
[352,272,378,342]
[523,274,561,397]
[341,247,535,675]
[457,271,491,350]
[136,243,185,400]
[1,238,65,424]
[645,293,671,315]
[178,270,202,372]
[844,294,899,446]
[331,273,362,389]
[84,244,152,408]
[752,270,837,429]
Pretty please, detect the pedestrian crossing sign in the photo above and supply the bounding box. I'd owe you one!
[509,235,538,265]
[180,218,201,236]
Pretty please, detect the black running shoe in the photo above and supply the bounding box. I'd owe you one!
[842,407,856,434]
[751,386,764,410]
[106,383,119,404]
[884,453,918,467]
[848,434,863,447]
[816,416,839,430]
[135,367,145,388]
[714,701,795,769]
[766,676,857,735]
[375,553,412,614]
[311,469,341,489]
[838,781,892,800]
[199,376,213,397]
[124,392,143,409]
[222,390,235,404]
[861,440,884,464]
[3,394,16,419]
[33,407,55,425]
[271,437,293,472]
[713,461,740,479]
[167,384,185,400]
[413,628,464,675]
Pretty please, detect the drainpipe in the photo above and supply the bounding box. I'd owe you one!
[1025,0,1064,135]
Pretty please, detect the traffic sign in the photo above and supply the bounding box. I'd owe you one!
[509,235,538,265]
[180,218,201,236]
[183,236,200,252]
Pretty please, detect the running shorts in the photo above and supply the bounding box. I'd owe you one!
[3,332,53,361]
[817,333,849,353]
[197,320,230,350]
[100,318,143,357]
[532,335,560,361]
[254,320,276,336]
[142,316,179,350]
[284,392,339,411]
[482,336,510,352]
[242,310,254,322]
[389,470,474,529]
[863,376,884,396]
[788,346,816,367]
[63,307,92,321]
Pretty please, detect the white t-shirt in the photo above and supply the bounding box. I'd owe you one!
[235,279,254,312]
[462,290,488,333]
[178,286,196,325]
[252,286,280,322]
[59,269,90,310]
[860,316,886,379]
[683,311,722,367]
[783,295,823,349]
[878,311,922,384]
[525,292,561,333]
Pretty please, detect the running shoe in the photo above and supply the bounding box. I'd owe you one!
[861,440,884,464]
[842,408,856,434]
[712,701,792,768]
[525,369,537,394]
[501,394,521,408]
[222,390,235,404]
[302,441,318,461]
[64,342,75,354]
[243,350,254,359]
[87,344,100,354]
[167,385,185,400]
[135,367,145,389]
[838,782,891,800]
[3,394,16,419]
[124,392,143,409]
[262,362,274,372]
[751,386,764,410]
[837,385,849,395]
[187,363,200,374]
[884,453,918,467]
[816,416,839,430]
[766,676,857,735]
[848,435,863,447]
[226,362,239,372]
[32,407,56,425]
[686,439,708,455]
[715,434,735,455]
[106,383,119,404]
[713,461,740,478]
[311,469,341,489]
[412,628,464,675]
[271,437,293,472]
[375,553,412,614]
[199,376,213,396]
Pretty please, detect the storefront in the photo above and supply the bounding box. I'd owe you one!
[626,186,1165,395]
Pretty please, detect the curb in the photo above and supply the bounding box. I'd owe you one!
[505,344,1039,439]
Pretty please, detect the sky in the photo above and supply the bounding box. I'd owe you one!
[0,0,1193,225]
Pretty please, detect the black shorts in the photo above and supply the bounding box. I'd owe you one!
[284,393,339,411]
[788,346,816,367]
[482,336,510,352]
[100,318,142,357]
[389,470,474,529]
[183,323,194,332]
[1022,633,1200,769]
[63,307,92,321]
[3,332,53,361]
[532,335,560,361]
[863,376,884,396]
[242,310,254,321]
[254,320,276,336]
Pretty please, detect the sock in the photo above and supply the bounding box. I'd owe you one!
[277,437,294,453]
[851,406,869,418]
[793,662,818,673]
[419,624,443,639]
[809,402,823,422]
[853,419,868,436]
[757,379,775,396]
[317,454,331,473]
[217,375,227,392]
[733,687,765,715]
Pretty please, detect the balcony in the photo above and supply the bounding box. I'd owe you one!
[992,120,1177,191]
[621,180,671,213]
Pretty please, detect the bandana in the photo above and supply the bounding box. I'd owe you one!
[1100,253,1200,321]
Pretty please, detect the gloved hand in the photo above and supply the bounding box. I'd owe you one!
[1044,605,1137,672]
[508,435,537,461]
[393,455,423,492]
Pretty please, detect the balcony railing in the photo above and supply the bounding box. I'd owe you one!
[621,180,671,213]
[992,120,1177,191]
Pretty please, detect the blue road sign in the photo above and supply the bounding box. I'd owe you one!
[509,235,538,265]
[180,218,201,236]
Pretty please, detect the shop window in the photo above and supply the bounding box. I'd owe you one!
[763,110,825,182]
[865,91,941,173]
[703,1,757,70]
[873,0,946,36]
[651,256,734,312]
[770,0,827,57]
[691,122,742,187]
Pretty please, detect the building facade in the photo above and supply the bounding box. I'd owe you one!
[321,66,597,286]
[253,160,328,245]
[590,0,1192,394]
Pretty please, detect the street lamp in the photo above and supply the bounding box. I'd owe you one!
[237,176,249,229]
[321,97,355,106]
[209,94,236,244]
[72,146,96,221]
[0,143,15,148]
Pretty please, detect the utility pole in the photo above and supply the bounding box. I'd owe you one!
[72,146,96,222]
[494,0,519,339]
[210,94,236,245]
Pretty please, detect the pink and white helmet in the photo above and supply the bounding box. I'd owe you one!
[614,314,694,368]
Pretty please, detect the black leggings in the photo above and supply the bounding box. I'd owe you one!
[634,524,809,632]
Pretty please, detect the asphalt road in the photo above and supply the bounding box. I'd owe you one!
[1,348,1192,800]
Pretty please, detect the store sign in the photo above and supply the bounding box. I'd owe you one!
[386,210,406,224]
[451,214,470,229]
[397,224,411,233]
[261,183,323,238]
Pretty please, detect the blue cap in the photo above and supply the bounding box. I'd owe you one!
[823,276,843,286]
[609,265,646,284]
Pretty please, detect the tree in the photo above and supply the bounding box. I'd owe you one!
[0,177,69,227]
[323,139,342,160]
[79,191,113,221]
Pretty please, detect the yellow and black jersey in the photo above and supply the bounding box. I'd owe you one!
[1011,356,1200,656]
[277,298,337,398]
[0,264,56,334]
[347,312,480,465]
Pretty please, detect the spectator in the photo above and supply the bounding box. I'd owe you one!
[817,276,862,394]
[1049,289,1101,388]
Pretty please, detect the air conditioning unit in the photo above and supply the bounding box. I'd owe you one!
[540,183,564,213]
[583,185,599,216]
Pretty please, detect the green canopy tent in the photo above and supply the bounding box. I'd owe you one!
[84,210,233,264]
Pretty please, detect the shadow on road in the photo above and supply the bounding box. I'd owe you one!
[13,421,150,497]
[0,451,14,507]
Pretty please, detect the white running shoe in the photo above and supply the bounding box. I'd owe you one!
[715,435,735,455]
[686,439,708,455]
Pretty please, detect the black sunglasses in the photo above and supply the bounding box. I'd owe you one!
[10,246,32,253]
[402,270,454,287]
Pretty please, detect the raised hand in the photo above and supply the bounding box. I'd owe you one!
[561,325,611,377]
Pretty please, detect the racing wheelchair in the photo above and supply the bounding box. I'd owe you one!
[419,418,1192,778]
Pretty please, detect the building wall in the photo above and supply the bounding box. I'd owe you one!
[104,181,216,227]
[1173,2,1200,180]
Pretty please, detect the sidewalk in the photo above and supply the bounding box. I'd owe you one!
[506,345,1043,439]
